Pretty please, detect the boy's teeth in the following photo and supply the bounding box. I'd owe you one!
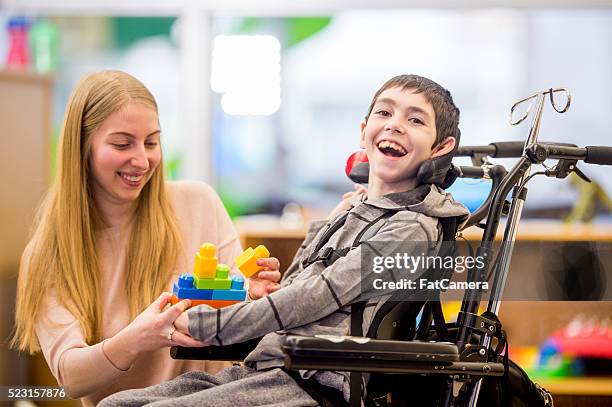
[377,140,407,155]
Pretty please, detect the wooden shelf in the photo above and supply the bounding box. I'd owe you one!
[459,220,612,242]
[236,217,612,242]
[0,69,54,84]
[535,377,612,396]
[0,69,53,277]
[235,216,309,241]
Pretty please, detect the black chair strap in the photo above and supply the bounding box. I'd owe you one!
[302,210,398,270]
[302,212,351,269]
[430,293,449,340]
[304,246,352,268]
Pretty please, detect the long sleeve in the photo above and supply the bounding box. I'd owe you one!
[35,293,132,398]
[188,218,431,345]
[281,218,328,282]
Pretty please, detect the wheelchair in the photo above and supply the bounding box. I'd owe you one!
[172,88,612,406]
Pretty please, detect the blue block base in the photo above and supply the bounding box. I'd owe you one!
[173,282,213,300]
[212,289,247,301]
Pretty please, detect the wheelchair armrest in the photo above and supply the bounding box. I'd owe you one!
[282,334,504,377]
[170,337,263,360]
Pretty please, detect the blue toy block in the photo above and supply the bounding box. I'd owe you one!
[178,273,194,288]
[231,275,244,290]
[173,282,213,300]
[212,288,247,301]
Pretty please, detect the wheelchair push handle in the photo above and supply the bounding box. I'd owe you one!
[456,141,590,160]
[456,141,524,159]
[586,145,612,165]
[526,143,612,166]
[490,141,526,158]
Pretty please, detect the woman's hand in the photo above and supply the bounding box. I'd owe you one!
[104,292,205,370]
[327,184,367,219]
[247,257,281,300]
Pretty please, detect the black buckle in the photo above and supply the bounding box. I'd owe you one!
[303,247,334,268]
[319,247,334,260]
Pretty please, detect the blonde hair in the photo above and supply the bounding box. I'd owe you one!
[12,70,183,352]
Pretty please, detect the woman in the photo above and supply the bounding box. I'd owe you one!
[11,70,280,406]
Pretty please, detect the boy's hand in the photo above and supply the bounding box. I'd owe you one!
[174,307,210,346]
[328,184,367,219]
[174,311,190,336]
[248,257,281,300]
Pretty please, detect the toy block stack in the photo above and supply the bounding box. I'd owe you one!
[170,243,271,309]
[171,243,246,309]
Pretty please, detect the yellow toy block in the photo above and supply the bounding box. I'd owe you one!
[235,245,270,278]
[194,243,217,279]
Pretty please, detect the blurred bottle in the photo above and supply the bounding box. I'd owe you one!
[30,18,59,73]
[280,202,304,229]
[6,16,30,69]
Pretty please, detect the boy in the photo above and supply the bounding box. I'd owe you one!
[100,74,469,406]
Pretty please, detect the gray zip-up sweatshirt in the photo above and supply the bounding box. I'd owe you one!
[188,184,469,398]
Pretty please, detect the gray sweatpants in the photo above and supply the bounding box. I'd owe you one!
[98,366,319,407]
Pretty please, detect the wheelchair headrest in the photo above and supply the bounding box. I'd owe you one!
[345,150,369,184]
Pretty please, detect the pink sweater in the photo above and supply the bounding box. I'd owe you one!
[32,181,243,406]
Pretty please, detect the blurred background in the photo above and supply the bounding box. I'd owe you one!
[1,0,611,406]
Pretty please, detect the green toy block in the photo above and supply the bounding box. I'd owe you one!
[194,275,232,290]
[216,263,230,279]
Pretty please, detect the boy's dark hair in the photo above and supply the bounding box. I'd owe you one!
[365,74,460,147]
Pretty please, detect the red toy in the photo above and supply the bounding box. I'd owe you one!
[548,315,612,359]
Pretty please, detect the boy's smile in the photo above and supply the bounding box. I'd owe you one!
[360,86,439,197]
